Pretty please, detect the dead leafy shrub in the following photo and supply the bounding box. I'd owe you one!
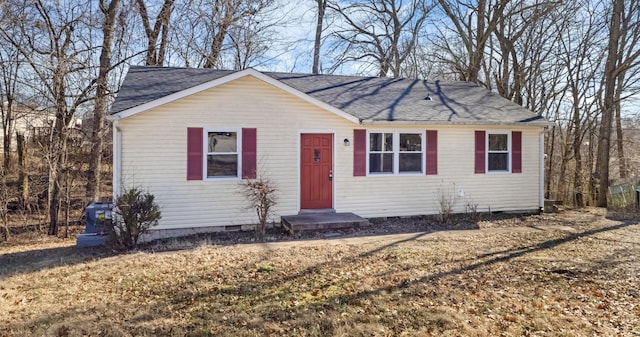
[435,184,457,223]
[108,187,161,249]
[241,177,277,235]
[465,200,481,222]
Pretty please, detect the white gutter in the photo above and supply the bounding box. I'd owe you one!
[540,130,545,212]
[112,119,122,200]
[360,119,551,128]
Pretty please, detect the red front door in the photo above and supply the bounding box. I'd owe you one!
[301,134,333,209]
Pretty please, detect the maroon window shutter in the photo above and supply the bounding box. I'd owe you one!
[353,129,367,176]
[187,127,203,180]
[512,131,522,173]
[474,130,486,174]
[242,128,257,179]
[425,130,438,175]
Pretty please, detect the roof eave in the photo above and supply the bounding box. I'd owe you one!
[360,119,550,128]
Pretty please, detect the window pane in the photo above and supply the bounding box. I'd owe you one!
[400,133,421,151]
[370,133,393,152]
[370,133,382,151]
[399,153,422,172]
[488,153,508,171]
[488,134,508,151]
[384,133,393,151]
[207,154,238,176]
[208,132,237,153]
[369,153,393,173]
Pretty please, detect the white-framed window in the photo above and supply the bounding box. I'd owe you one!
[369,132,394,173]
[205,130,241,178]
[399,133,423,172]
[487,131,510,172]
[368,131,424,175]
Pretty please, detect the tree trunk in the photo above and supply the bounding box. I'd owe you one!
[2,98,14,172]
[136,0,174,66]
[64,168,70,238]
[158,15,170,66]
[0,170,9,241]
[596,0,623,207]
[544,126,556,199]
[467,0,486,83]
[87,0,121,202]
[614,72,626,179]
[16,133,30,212]
[48,178,61,235]
[556,135,572,203]
[571,99,584,207]
[48,70,70,236]
[587,130,596,205]
[48,128,69,236]
[204,27,229,68]
[312,0,327,74]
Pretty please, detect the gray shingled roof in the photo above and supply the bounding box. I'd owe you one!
[110,66,548,126]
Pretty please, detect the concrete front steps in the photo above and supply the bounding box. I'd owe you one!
[281,210,369,233]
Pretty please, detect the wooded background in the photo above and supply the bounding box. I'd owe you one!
[0,0,638,238]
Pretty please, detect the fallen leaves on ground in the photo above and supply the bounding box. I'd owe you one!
[1,208,639,336]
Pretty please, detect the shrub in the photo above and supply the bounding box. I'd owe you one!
[435,183,457,223]
[241,177,277,235]
[465,200,481,222]
[108,187,161,249]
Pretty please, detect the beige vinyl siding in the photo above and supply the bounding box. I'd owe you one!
[118,75,543,230]
[119,75,353,229]
[337,126,541,217]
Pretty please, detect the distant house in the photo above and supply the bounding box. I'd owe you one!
[0,101,83,153]
[0,102,46,152]
[109,66,548,235]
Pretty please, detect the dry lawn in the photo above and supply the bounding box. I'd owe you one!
[1,208,639,336]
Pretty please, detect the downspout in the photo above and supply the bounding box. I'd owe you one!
[539,130,545,213]
[112,119,122,201]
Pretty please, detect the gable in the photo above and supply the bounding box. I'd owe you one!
[109,67,359,124]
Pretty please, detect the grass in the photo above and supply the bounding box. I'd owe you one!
[1,209,639,336]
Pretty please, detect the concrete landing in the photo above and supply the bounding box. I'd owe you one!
[76,233,107,247]
[281,212,369,233]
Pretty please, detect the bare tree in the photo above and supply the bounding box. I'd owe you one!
[224,2,292,70]
[490,1,559,105]
[0,171,9,241]
[400,43,459,80]
[614,68,640,180]
[328,0,434,78]
[435,0,511,84]
[200,0,274,68]
[167,0,276,69]
[0,0,97,235]
[16,133,29,212]
[596,0,640,207]
[612,0,640,180]
[227,17,269,70]
[313,0,329,74]
[86,0,122,203]
[136,0,174,66]
[0,39,22,172]
[555,2,606,206]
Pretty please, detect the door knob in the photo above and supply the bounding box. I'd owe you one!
[329,170,333,180]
